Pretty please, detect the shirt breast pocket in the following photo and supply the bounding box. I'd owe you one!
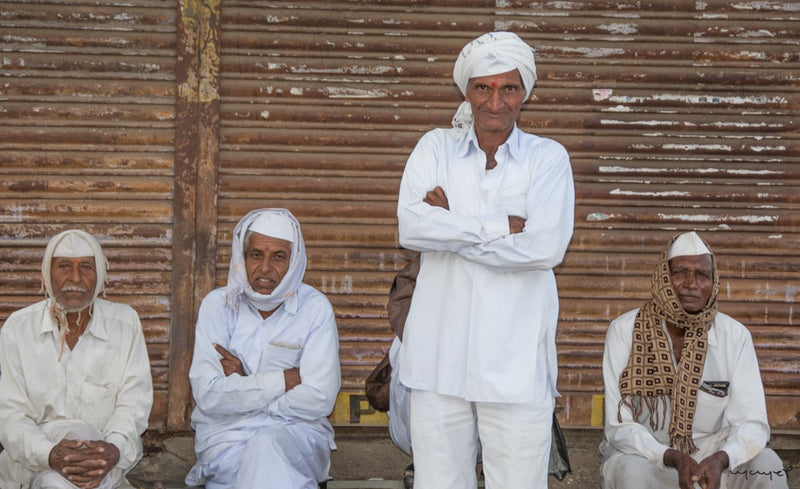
[79,380,116,425]
[693,389,729,434]
[260,342,302,370]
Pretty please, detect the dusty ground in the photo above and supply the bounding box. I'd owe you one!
[128,427,799,489]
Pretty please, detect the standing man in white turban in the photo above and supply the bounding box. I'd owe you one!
[0,229,153,489]
[601,232,788,489]
[185,208,341,489]
[396,31,575,488]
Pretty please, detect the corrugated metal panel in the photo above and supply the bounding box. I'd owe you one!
[0,0,177,427]
[217,1,799,428]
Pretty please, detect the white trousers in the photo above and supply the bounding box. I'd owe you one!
[187,423,331,489]
[603,448,789,489]
[388,337,413,457]
[410,389,554,489]
[31,421,116,489]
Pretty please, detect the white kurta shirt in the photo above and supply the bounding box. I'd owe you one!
[188,284,341,467]
[601,309,771,470]
[397,125,575,402]
[0,298,153,488]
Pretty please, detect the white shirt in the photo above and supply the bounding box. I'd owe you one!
[188,284,341,466]
[397,125,575,402]
[601,309,771,470]
[0,298,153,487]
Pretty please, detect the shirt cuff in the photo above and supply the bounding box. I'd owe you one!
[105,432,128,466]
[32,437,58,470]
[255,370,287,401]
[480,213,510,240]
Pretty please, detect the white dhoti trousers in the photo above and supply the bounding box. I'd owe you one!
[602,448,789,489]
[31,420,116,489]
[188,423,331,489]
[410,389,554,489]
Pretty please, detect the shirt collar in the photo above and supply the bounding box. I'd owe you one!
[457,124,523,163]
[39,300,107,341]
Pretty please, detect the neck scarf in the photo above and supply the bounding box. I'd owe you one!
[41,229,108,360]
[617,234,719,454]
[451,31,537,139]
[225,208,307,314]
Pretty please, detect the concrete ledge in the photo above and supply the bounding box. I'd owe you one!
[128,427,800,489]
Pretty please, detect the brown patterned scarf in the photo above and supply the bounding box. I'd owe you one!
[617,234,719,454]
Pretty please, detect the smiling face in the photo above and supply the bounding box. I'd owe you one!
[465,69,527,140]
[50,256,97,311]
[245,232,292,295]
[669,254,714,313]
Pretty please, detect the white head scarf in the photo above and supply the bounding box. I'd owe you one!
[42,229,108,310]
[451,31,537,139]
[41,229,108,360]
[225,208,307,313]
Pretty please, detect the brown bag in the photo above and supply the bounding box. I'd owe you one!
[364,255,420,412]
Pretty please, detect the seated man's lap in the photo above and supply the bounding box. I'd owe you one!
[204,424,331,488]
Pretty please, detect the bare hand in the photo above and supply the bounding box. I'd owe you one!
[214,343,246,376]
[508,215,526,234]
[284,367,301,391]
[423,186,449,210]
[49,439,119,489]
[694,451,729,489]
[664,448,701,489]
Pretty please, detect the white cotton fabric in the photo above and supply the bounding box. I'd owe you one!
[667,231,712,260]
[410,389,553,489]
[41,229,108,306]
[451,31,537,137]
[249,212,296,243]
[397,125,574,402]
[0,299,153,489]
[388,337,412,457]
[601,309,771,473]
[225,208,307,313]
[602,448,788,489]
[186,285,341,489]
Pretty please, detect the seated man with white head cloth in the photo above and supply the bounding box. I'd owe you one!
[601,231,788,489]
[396,31,574,488]
[0,229,153,489]
[185,208,341,489]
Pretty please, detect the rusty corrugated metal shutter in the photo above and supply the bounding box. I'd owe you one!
[0,1,177,426]
[216,1,798,428]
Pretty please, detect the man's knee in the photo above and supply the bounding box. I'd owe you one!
[603,453,671,489]
[726,448,790,488]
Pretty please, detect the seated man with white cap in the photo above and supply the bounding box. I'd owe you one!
[0,229,153,489]
[396,31,574,488]
[185,208,340,489]
[601,231,789,489]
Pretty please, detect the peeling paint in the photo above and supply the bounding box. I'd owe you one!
[657,213,777,223]
[610,189,690,197]
[600,119,679,127]
[605,93,787,106]
[660,143,732,152]
[598,23,638,35]
[586,212,613,221]
[562,46,626,57]
[323,87,389,99]
[260,110,269,119]
[289,87,303,96]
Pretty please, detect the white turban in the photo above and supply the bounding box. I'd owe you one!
[451,31,537,137]
[668,231,712,260]
[226,208,307,313]
[41,229,108,309]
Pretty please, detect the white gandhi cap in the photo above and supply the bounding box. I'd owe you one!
[667,231,711,260]
[248,212,295,243]
[52,232,96,258]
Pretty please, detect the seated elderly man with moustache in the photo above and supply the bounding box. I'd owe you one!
[601,232,788,489]
[185,208,341,489]
[0,229,153,489]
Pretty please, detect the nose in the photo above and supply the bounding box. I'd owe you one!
[487,90,503,110]
[69,263,81,282]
